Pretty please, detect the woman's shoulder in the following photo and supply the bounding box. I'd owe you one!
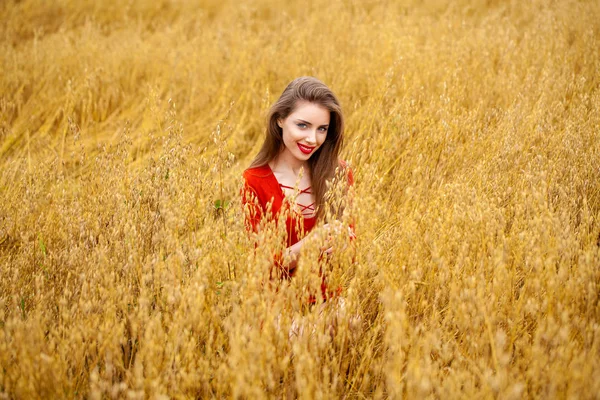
[243,164,272,178]
[338,159,350,169]
[242,164,278,198]
[337,159,354,185]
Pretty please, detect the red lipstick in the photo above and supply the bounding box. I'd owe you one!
[297,143,315,154]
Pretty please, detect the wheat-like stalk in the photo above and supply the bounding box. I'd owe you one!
[0,0,599,398]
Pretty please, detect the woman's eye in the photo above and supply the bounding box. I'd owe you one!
[318,127,328,132]
[297,123,307,128]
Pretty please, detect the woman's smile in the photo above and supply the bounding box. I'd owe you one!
[297,143,316,154]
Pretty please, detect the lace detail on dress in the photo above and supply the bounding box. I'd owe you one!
[279,184,316,218]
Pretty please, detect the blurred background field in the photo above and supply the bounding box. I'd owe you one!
[1,0,599,398]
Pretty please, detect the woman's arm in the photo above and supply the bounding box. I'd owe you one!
[282,222,345,267]
[281,238,304,272]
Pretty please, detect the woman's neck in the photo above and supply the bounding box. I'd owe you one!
[270,152,309,177]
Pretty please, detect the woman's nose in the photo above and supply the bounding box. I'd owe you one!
[305,130,317,144]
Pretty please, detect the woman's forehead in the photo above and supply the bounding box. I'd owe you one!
[289,101,330,124]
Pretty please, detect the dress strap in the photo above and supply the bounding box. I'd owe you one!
[279,183,312,195]
[297,202,315,213]
[279,183,315,217]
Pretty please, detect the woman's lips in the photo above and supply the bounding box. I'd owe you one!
[297,143,315,154]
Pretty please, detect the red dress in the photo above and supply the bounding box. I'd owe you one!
[242,163,317,252]
[241,161,354,300]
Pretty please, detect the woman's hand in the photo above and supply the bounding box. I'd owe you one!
[320,221,353,255]
[285,220,354,265]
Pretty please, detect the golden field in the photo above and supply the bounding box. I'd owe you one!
[1,0,599,398]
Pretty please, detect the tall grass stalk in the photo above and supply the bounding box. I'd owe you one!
[1,0,599,398]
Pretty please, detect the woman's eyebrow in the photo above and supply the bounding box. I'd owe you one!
[295,119,329,127]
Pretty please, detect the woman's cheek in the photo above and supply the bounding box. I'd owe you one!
[319,134,327,146]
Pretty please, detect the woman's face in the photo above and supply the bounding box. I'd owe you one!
[277,101,330,163]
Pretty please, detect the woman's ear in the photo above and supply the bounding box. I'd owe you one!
[277,119,283,128]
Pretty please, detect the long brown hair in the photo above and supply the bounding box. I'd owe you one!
[249,76,345,219]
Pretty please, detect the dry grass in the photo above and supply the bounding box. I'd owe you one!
[1,0,599,398]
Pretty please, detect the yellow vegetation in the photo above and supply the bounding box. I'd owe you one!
[1,0,599,398]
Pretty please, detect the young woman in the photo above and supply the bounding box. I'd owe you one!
[241,76,355,301]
